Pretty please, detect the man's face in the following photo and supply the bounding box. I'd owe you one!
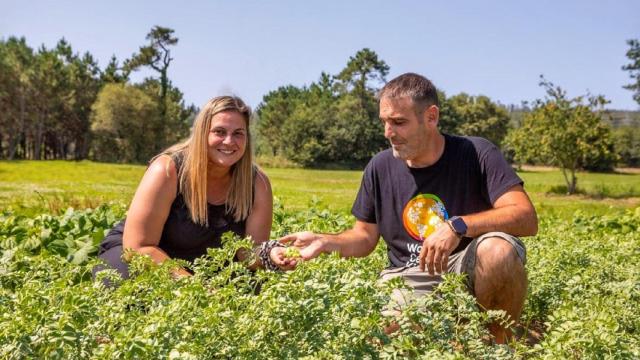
[379,96,434,163]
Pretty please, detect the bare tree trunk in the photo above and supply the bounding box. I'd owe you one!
[34,115,44,160]
[76,139,83,160]
[53,134,59,159]
[18,134,26,159]
[26,135,31,159]
[76,134,90,160]
[61,137,67,159]
[8,135,18,160]
[560,166,571,194]
[9,89,27,160]
[570,159,579,194]
[62,140,68,160]
[44,133,50,160]
[569,169,578,194]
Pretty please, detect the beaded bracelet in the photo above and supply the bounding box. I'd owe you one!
[259,240,285,271]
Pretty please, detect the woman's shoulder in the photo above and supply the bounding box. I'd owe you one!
[251,164,272,203]
[146,154,179,184]
[252,165,271,186]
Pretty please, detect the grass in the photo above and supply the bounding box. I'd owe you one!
[0,160,364,217]
[1,160,639,220]
[518,169,640,219]
[518,168,640,198]
[265,167,362,213]
[0,160,142,216]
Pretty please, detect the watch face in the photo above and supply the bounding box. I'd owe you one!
[451,216,467,235]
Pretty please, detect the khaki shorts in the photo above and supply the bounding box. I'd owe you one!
[379,232,526,316]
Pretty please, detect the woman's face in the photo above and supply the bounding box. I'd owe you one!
[207,110,247,170]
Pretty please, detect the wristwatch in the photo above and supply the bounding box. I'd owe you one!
[446,216,467,237]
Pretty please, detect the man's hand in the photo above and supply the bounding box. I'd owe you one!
[419,222,461,275]
[269,246,298,270]
[279,231,325,260]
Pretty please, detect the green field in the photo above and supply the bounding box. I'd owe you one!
[2,160,639,219]
[0,160,639,358]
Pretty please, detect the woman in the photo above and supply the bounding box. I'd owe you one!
[96,96,294,280]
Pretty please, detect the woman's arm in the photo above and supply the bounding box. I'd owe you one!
[122,155,190,276]
[237,169,274,270]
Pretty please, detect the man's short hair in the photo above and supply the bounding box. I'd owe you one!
[378,73,439,112]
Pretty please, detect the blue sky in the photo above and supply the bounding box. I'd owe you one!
[3,0,639,110]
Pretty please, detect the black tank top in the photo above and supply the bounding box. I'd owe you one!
[99,153,248,263]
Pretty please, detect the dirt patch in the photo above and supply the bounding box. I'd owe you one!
[518,165,640,174]
[515,319,546,346]
[540,192,640,206]
[615,167,640,174]
[519,165,557,172]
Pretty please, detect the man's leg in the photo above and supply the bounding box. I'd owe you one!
[379,252,467,334]
[473,236,527,343]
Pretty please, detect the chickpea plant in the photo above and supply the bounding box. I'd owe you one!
[283,246,301,259]
[0,201,638,358]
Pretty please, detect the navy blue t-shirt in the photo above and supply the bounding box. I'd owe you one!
[351,134,523,268]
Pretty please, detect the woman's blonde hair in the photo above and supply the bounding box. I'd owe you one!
[156,95,254,225]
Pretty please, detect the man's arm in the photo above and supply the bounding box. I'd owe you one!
[463,184,538,238]
[279,220,380,260]
[419,184,537,274]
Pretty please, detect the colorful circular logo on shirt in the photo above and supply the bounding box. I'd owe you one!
[402,194,448,241]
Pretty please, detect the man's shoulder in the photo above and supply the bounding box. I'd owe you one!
[445,134,500,161]
[367,148,396,169]
[446,134,495,150]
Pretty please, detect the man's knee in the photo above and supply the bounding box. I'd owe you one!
[476,237,522,273]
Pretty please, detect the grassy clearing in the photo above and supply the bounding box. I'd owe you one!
[1,160,639,219]
[265,167,362,213]
[0,161,141,216]
[519,168,640,198]
[519,169,640,219]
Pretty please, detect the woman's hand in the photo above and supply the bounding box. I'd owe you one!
[269,246,299,271]
[279,231,325,261]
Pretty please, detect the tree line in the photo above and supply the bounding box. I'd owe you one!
[253,41,639,194]
[255,48,513,168]
[0,26,195,163]
[255,45,639,175]
[1,31,639,189]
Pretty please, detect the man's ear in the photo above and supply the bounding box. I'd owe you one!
[424,105,439,127]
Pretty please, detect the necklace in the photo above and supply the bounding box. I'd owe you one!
[209,191,227,205]
[207,174,231,205]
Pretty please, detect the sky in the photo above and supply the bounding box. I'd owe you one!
[3,0,639,110]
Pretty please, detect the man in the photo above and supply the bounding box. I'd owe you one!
[279,73,538,343]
